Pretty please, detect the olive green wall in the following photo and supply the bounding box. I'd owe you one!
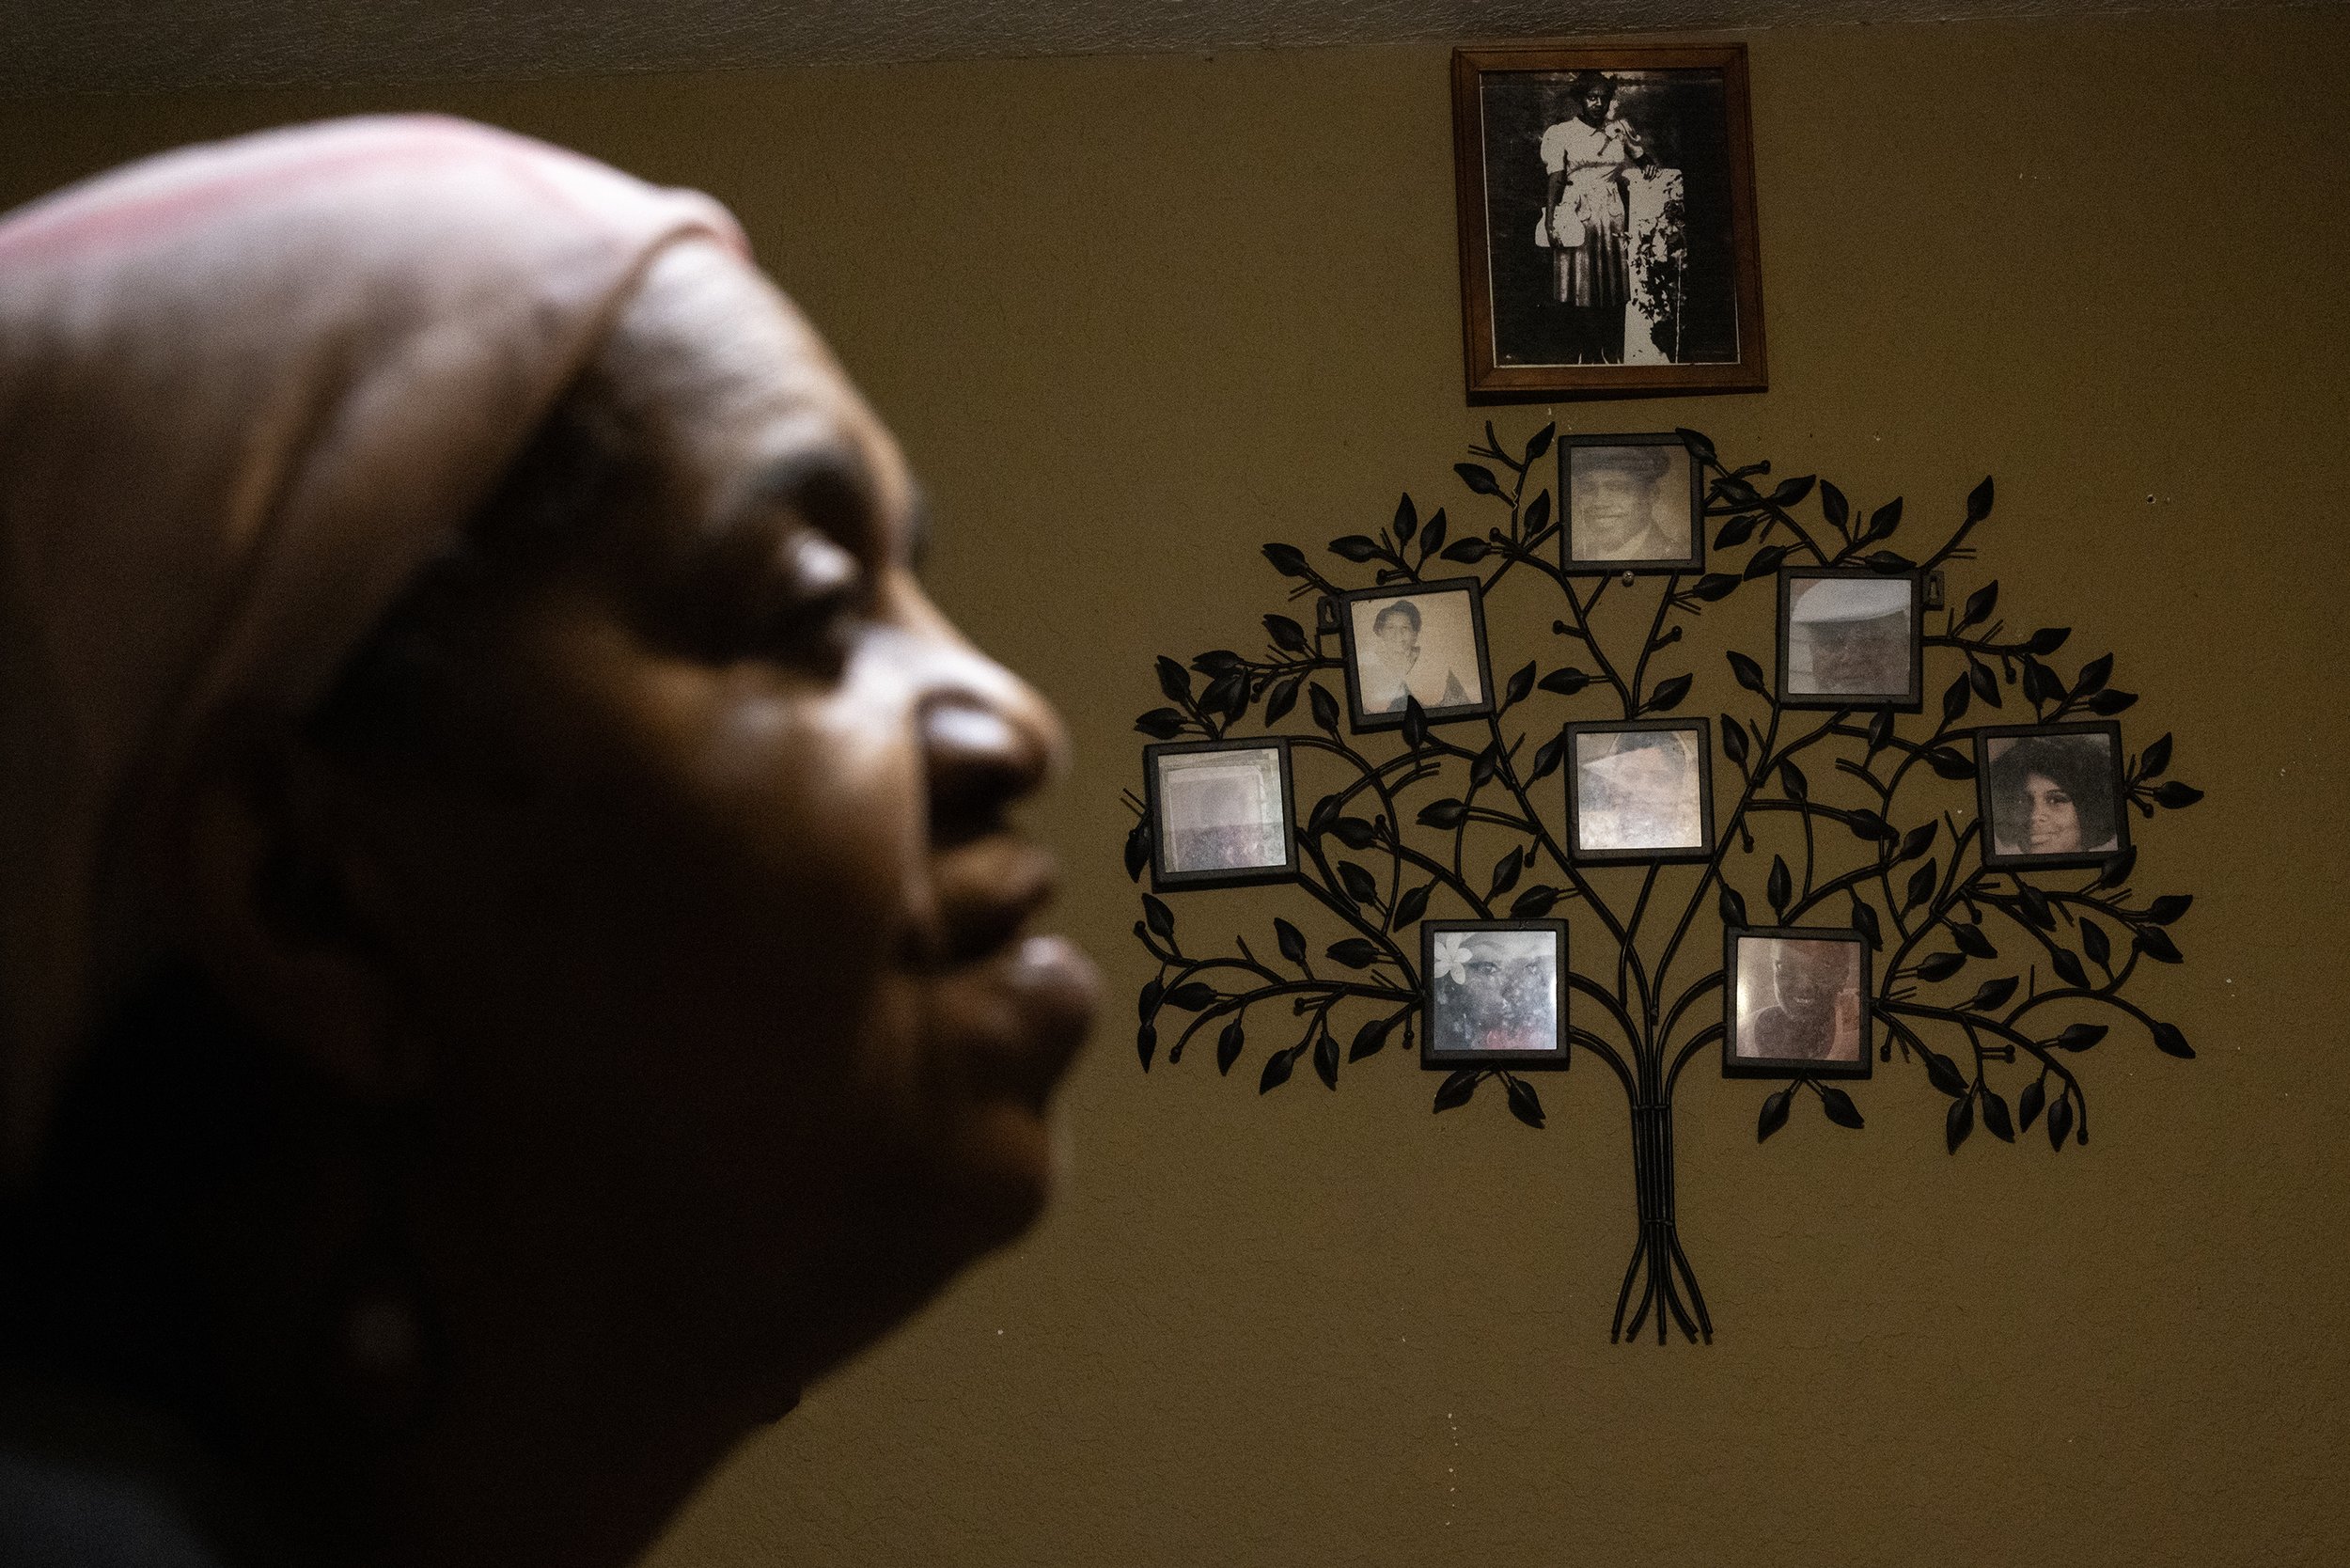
[4,8,2345,1564]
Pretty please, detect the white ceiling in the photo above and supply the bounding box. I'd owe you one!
[0,0,2307,99]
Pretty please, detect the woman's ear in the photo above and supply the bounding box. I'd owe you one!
[170,705,416,1102]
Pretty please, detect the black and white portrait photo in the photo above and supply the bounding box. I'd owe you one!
[1779,570,1920,707]
[1725,930,1870,1075]
[1563,435,1701,570]
[1975,723,2130,870]
[1450,44,1767,399]
[1422,921,1569,1067]
[1568,721,1713,861]
[1338,579,1493,730]
[1146,738,1296,889]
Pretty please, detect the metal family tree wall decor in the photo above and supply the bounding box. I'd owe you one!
[1122,424,2204,1344]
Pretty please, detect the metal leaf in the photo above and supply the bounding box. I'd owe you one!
[1314,1027,1340,1090]
[1433,1068,1480,1111]
[1526,422,1557,462]
[1952,922,1998,959]
[2150,1020,2194,1058]
[1392,883,1432,930]
[1276,917,1307,964]
[1540,666,1591,696]
[1326,938,1382,969]
[1337,861,1381,904]
[1259,1044,1298,1093]
[1645,673,1693,713]
[1348,1016,1391,1062]
[1165,982,1217,1011]
[2047,1093,2076,1149]
[1719,885,1749,928]
[1691,572,1742,602]
[1820,480,1850,531]
[1941,671,1971,724]
[2097,845,2137,888]
[1331,816,1378,850]
[1916,950,1966,982]
[1675,427,1717,464]
[2139,732,2174,778]
[1262,542,1309,577]
[1504,1074,1546,1130]
[1125,820,1152,881]
[1980,1088,2014,1142]
[1767,855,1793,917]
[1136,1021,1156,1070]
[1818,1085,1865,1129]
[1967,976,2018,1011]
[1402,697,1428,749]
[2144,894,2193,925]
[1849,897,1881,949]
[1455,463,1504,497]
[1926,746,1976,780]
[1743,543,1790,581]
[2154,781,2204,809]
[2017,1076,2046,1131]
[1329,534,1383,562]
[1865,498,1904,541]
[1488,846,1524,901]
[1309,683,1340,735]
[1966,475,1995,523]
[1418,798,1469,829]
[1720,714,1749,765]
[1727,651,1769,695]
[1264,613,1309,652]
[1156,656,1193,705]
[2055,1023,2107,1051]
[1143,895,1176,939]
[1392,493,1418,545]
[1904,859,1938,913]
[1946,1091,1975,1152]
[1136,707,1187,739]
[1264,676,1301,725]
[1505,661,1537,706]
[2081,917,2112,970]
[2026,625,2070,655]
[1757,1088,1792,1142]
[2049,948,2089,989]
[1899,821,1938,863]
[1529,731,1567,783]
[1217,1018,1246,1074]
[2136,926,2183,964]
[1440,537,1492,564]
[2074,652,2113,697]
[1511,886,1560,918]
[1960,581,1998,630]
[1924,1049,1968,1097]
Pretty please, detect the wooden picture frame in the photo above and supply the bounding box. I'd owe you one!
[1335,577,1496,732]
[1421,919,1572,1069]
[1559,431,1705,574]
[1563,718,1715,863]
[1450,40,1767,402]
[1777,566,1924,711]
[1144,737,1299,891]
[1722,926,1872,1079]
[1973,721,2133,871]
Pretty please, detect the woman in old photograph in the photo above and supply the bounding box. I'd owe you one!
[1355,597,1475,713]
[1538,71,1633,364]
[1986,733,2121,857]
[1739,939,1862,1063]
[0,118,1095,1568]
[1430,931,1559,1056]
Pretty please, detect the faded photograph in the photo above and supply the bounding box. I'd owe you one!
[1983,731,2122,859]
[1480,68,1744,368]
[1732,936,1864,1063]
[1574,728,1705,853]
[1567,442,1695,564]
[1156,745,1289,874]
[1786,575,1914,698]
[1349,589,1486,715]
[1429,928,1563,1056]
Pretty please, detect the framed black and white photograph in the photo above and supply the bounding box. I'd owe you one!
[1421,920,1570,1068]
[1778,567,1922,709]
[1337,578,1495,731]
[1144,737,1297,890]
[1974,722,2131,870]
[1565,719,1714,862]
[1450,41,1767,401]
[1722,927,1871,1078]
[1560,433,1703,572]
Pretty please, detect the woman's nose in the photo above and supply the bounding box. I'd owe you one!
[920,674,1063,847]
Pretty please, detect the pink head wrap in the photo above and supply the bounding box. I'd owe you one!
[0,115,745,1168]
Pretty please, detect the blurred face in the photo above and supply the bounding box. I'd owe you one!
[1810,616,1905,692]
[1580,86,1610,123]
[1773,946,1841,1022]
[1581,470,1647,551]
[337,241,1096,1390]
[1372,607,1418,666]
[2019,771,2082,854]
[1462,940,1549,1039]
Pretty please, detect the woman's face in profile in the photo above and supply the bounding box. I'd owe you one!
[2017,770,2082,854]
[334,241,1095,1386]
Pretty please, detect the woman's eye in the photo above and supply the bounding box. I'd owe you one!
[739,532,868,668]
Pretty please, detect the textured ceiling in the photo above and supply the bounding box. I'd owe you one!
[0,0,2310,98]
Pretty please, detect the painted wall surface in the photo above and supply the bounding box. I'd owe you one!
[3,8,2345,1564]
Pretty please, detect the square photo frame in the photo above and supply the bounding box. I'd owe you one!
[1973,721,2132,871]
[1564,719,1715,863]
[1777,566,1922,710]
[1337,577,1496,732]
[1449,41,1768,401]
[1559,433,1704,574]
[1144,737,1298,891]
[1421,919,1571,1068]
[1722,926,1872,1079]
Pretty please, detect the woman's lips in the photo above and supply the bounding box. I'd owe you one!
[913,839,1097,1104]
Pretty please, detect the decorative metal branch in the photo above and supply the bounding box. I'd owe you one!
[1125,423,2202,1343]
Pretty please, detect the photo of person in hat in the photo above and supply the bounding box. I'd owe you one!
[1348,591,1484,715]
[1566,442,1696,565]
[1784,573,1916,699]
[1573,728,1706,853]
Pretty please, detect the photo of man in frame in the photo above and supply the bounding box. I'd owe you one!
[1785,574,1914,699]
[1567,442,1695,565]
[1733,935,1864,1064]
[1573,728,1705,853]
